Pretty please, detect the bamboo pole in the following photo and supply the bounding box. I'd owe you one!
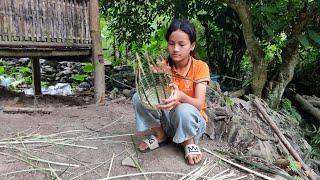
[89,0,105,105]
[253,99,317,180]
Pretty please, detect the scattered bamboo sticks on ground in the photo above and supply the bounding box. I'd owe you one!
[203,148,274,180]
[100,158,247,180]
[0,129,135,179]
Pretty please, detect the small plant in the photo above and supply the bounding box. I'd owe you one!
[82,63,94,73]
[305,125,320,159]
[70,63,93,82]
[281,98,302,123]
[71,74,88,82]
[0,66,4,74]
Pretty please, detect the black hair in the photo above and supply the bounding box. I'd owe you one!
[165,19,197,67]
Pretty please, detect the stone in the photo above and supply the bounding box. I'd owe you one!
[18,58,29,64]
[122,89,132,97]
[114,65,130,72]
[79,82,91,89]
[121,156,138,168]
[109,88,119,99]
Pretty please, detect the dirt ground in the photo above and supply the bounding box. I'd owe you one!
[0,89,279,180]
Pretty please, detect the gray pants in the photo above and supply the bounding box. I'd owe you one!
[132,93,206,144]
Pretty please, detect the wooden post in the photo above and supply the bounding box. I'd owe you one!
[89,0,105,105]
[31,58,42,95]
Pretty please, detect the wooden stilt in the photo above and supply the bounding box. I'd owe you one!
[89,0,105,105]
[31,58,42,95]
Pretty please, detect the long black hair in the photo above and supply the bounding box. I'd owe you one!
[165,19,197,67]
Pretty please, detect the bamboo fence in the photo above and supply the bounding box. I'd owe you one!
[0,0,91,46]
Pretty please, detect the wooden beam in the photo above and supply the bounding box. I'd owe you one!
[0,41,92,49]
[89,0,105,105]
[31,58,41,95]
[0,49,91,58]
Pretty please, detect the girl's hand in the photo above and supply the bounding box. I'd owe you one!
[151,62,171,74]
[157,83,181,110]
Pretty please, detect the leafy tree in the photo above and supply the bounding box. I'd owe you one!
[100,0,320,109]
[222,0,320,108]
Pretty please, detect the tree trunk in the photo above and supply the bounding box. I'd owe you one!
[90,0,106,105]
[223,0,266,97]
[266,7,313,109]
[266,44,299,109]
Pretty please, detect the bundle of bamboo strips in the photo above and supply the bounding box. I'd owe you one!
[134,53,172,110]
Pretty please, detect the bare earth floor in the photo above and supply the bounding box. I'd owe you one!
[0,95,274,180]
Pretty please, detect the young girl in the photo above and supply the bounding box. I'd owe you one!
[133,19,210,165]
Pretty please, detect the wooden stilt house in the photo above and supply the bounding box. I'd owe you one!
[0,0,105,103]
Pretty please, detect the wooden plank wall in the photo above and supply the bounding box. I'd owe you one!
[0,0,91,44]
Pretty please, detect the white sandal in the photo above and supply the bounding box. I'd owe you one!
[139,135,168,153]
[184,144,202,165]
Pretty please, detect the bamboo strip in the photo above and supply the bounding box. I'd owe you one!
[8,0,13,41]
[12,0,17,41]
[74,0,78,43]
[62,0,66,43]
[0,0,3,40]
[84,0,89,43]
[203,148,274,180]
[58,0,62,42]
[80,0,84,44]
[26,0,31,41]
[53,0,57,42]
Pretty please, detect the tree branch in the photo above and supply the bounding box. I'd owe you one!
[222,0,264,63]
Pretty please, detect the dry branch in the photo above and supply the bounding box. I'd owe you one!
[285,89,320,123]
[2,107,53,114]
[253,99,317,180]
[302,95,320,107]
[229,88,247,98]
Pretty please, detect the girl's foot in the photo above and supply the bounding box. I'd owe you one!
[182,138,202,165]
[138,134,167,152]
[138,126,167,152]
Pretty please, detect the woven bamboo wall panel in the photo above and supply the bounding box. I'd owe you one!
[0,0,91,44]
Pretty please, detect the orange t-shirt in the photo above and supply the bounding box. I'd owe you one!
[170,57,210,122]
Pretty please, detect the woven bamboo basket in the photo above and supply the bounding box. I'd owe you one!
[135,54,172,110]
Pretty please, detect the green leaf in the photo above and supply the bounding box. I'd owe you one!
[308,30,320,45]
[0,66,4,74]
[298,34,310,47]
[225,96,234,107]
[288,161,301,174]
[71,74,88,82]
[265,26,274,38]
[19,67,31,74]
[83,63,94,73]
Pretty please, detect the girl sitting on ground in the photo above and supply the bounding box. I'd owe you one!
[133,19,210,165]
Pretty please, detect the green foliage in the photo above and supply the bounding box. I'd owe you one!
[298,34,311,48]
[308,30,320,45]
[0,66,4,74]
[71,74,88,82]
[19,67,31,74]
[305,125,320,159]
[294,47,320,96]
[288,161,302,174]
[70,63,94,82]
[83,63,94,73]
[224,96,235,108]
[281,98,302,123]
